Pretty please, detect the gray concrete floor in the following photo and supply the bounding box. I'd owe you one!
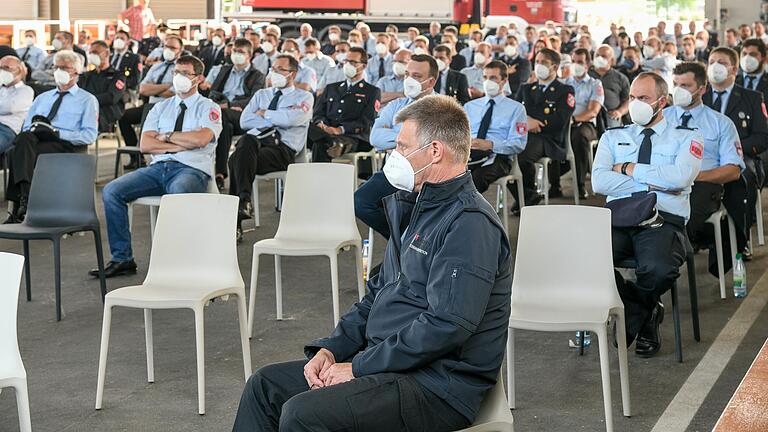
[1,145,767,432]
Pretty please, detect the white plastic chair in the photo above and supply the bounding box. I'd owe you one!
[756,190,765,246]
[95,194,251,415]
[506,206,630,432]
[332,148,381,188]
[251,146,309,228]
[537,123,580,205]
[490,156,526,235]
[0,252,31,432]
[94,122,122,182]
[705,205,738,299]
[248,164,365,335]
[456,371,514,432]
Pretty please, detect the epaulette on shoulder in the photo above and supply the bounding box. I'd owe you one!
[675,126,695,130]
[605,126,627,131]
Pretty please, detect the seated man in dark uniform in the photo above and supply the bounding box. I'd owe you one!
[231,95,512,432]
[80,40,126,132]
[308,46,381,162]
[109,30,141,91]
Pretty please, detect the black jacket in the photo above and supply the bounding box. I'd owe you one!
[199,44,227,75]
[313,79,381,143]
[736,72,768,104]
[501,55,532,96]
[306,173,512,422]
[208,64,265,109]
[449,55,467,71]
[436,69,470,105]
[109,51,141,89]
[79,66,126,132]
[515,79,576,160]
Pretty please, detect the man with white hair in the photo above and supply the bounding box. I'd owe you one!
[4,50,98,223]
[297,23,313,53]
[0,57,34,155]
[357,22,377,57]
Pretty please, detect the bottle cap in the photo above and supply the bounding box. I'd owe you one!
[736,253,742,259]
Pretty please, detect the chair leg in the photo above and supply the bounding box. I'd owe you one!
[727,215,737,272]
[671,284,683,363]
[248,252,260,338]
[354,245,365,301]
[713,218,726,299]
[128,203,134,233]
[252,177,261,228]
[506,328,515,409]
[193,307,206,415]
[93,229,107,302]
[236,292,252,380]
[596,326,614,432]
[329,253,341,326]
[517,177,525,208]
[144,309,155,383]
[570,158,580,205]
[501,183,509,234]
[686,252,700,342]
[95,304,113,409]
[148,205,158,240]
[613,313,631,417]
[114,151,120,179]
[579,330,586,356]
[542,163,550,205]
[275,255,283,320]
[15,379,32,432]
[757,193,765,246]
[53,237,62,321]
[276,179,284,211]
[22,240,31,301]
[367,228,375,277]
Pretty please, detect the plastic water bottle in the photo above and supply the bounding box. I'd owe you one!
[575,331,591,348]
[535,164,545,194]
[362,239,370,281]
[733,253,747,298]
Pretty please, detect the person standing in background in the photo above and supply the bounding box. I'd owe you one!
[119,0,156,42]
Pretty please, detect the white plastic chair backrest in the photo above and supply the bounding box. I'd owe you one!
[513,206,621,310]
[564,122,574,159]
[275,163,360,242]
[470,370,514,427]
[144,194,243,289]
[295,145,309,163]
[0,252,25,375]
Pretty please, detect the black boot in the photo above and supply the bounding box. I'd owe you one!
[635,302,665,357]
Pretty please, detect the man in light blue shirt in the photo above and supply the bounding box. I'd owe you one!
[0,56,34,154]
[375,48,411,104]
[465,60,527,192]
[592,72,702,357]
[367,33,394,83]
[302,38,335,88]
[16,29,45,71]
[93,55,222,278]
[665,61,744,265]
[252,33,280,76]
[319,42,351,92]
[228,55,313,232]
[461,42,492,99]
[4,50,98,223]
[458,30,483,68]
[281,39,318,93]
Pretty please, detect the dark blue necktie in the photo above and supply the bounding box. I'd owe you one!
[712,90,725,113]
[680,112,692,128]
[476,99,495,139]
[268,90,282,111]
[638,128,654,164]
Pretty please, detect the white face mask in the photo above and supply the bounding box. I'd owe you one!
[343,62,358,79]
[534,63,551,81]
[231,52,247,65]
[262,41,274,53]
[629,97,662,126]
[335,52,347,63]
[483,79,501,97]
[413,47,426,55]
[0,70,14,86]
[163,48,176,62]
[113,38,126,51]
[572,63,587,77]
[269,71,288,88]
[741,55,760,74]
[52,39,63,51]
[593,55,609,69]
[468,39,479,49]
[474,52,487,66]
[212,36,223,46]
[173,74,193,94]
[382,144,432,192]
[53,68,71,86]
[504,45,518,58]
[436,59,447,72]
[392,61,407,77]
[304,52,317,61]
[375,43,388,55]
[25,37,34,47]
[642,45,656,58]
[695,39,706,49]
[87,53,102,67]
[707,62,729,84]
[672,86,695,107]
[329,32,340,42]
[403,76,427,99]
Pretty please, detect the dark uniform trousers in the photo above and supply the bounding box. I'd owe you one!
[308,125,371,163]
[470,156,511,194]
[216,108,244,178]
[227,134,295,201]
[612,213,686,339]
[512,134,555,202]
[118,103,154,149]
[687,181,724,248]
[5,131,83,201]
[232,360,470,432]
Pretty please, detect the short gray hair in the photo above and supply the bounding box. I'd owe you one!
[635,71,669,99]
[54,49,84,74]
[395,95,471,164]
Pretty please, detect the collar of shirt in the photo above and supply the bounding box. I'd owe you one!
[232,63,251,74]
[406,90,437,103]
[538,78,556,91]
[712,83,734,97]
[172,92,201,107]
[58,84,81,96]
[639,116,669,137]
[276,85,296,95]
[745,70,764,81]
[346,78,363,87]
[678,102,707,120]
[483,93,506,105]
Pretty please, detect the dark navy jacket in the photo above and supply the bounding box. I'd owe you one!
[305,173,512,421]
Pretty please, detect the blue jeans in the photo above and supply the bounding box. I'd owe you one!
[0,123,16,154]
[102,161,209,262]
[354,171,398,239]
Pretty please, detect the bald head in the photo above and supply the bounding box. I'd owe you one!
[596,44,614,61]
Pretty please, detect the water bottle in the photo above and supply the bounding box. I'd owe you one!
[733,253,747,298]
[362,239,370,281]
[575,331,591,348]
[535,164,545,194]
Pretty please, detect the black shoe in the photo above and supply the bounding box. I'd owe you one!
[215,176,225,192]
[743,247,753,262]
[3,212,21,224]
[238,200,253,221]
[548,188,564,199]
[611,318,638,349]
[635,302,664,358]
[89,260,138,278]
[511,194,544,216]
[579,189,589,200]
[236,225,243,244]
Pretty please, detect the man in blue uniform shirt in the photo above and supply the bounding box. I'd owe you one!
[16,29,45,71]
[90,55,222,278]
[366,33,393,84]
[465,60,528,192]
[592,72,703,357]
[4,50,98,223]
[376,48,411,104]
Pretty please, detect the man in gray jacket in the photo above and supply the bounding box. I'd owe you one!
[232,95,513,431]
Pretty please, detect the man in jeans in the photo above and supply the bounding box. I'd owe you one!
[90,55,222,278]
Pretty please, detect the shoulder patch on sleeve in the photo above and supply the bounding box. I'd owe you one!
[115,79,125,90]
[736,140,743,156]
[690,140,703,159]
[299,100,311,113]
[209,107,220,122]
[375,99,381,113]
[566,93,575,108]
[516,122,528,135]
[596,83,604,96]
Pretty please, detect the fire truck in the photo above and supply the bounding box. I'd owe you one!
[227,0,576,37]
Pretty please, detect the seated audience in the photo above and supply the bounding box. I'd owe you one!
[375,48,411,104]
[0,56,34,155]
[80,40,127,132]
[16,29,45,71]
[432,45,470,105]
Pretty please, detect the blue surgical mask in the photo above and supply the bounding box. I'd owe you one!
[622,58,635,70]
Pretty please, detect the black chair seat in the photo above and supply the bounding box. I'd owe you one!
[0,223,99,240]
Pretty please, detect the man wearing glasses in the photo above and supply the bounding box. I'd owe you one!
[227,55,314,236]
[90,55,223,278]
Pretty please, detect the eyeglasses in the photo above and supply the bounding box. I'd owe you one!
[271,67,294,74]
[344,60,365,67]
[172,70,198,78]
